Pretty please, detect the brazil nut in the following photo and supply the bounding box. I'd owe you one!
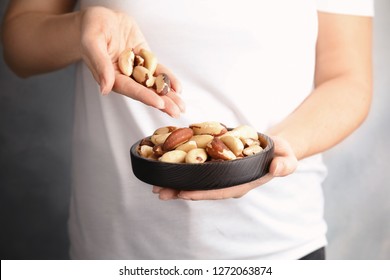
[190,121,227,136]
[220,134,244,156]
[162,128,194,151]
[154,73,171,95]
[132,66,155,87]
[206,137,236,161]
[185,148,208,164]
[243,145,263,156]
[159,150,187,163]
[118,49,135,76]
[139,49,158,75]
[137,122,265,163]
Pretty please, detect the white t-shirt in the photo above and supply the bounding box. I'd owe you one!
[69,0,373,259]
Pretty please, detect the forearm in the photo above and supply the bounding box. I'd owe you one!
[267,76,372,160]
[2,11,82,77]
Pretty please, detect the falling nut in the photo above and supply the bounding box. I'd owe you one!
[220,134,244,156]
[190,121,228,136]
[132,66,155,87]
[243,145,263,156]
[190,135,214,149]
[118,49,135,76]
[154,73,171,95]
[176,140,197,152]
[206,137,236,161]
[163,128,194,151]
[139,49,158,76]
[185,148,208,164]
[159,150,187,163]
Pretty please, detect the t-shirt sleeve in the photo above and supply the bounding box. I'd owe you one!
[317,0,374,16]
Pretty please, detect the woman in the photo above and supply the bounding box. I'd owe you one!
[2,0,373,259]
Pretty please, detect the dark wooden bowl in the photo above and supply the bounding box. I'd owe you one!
[130,133,274,190]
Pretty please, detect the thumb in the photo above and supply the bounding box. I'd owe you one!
[269,156,297,177]
[268,136,298,177]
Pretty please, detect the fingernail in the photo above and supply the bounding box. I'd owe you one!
[172,107,182,118]
[153,98,165,110]
[179,103,186,113]
[156,99,165,110]
[100,83,109,96]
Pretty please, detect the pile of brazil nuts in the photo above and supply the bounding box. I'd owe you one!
[118,48,171,95]
[137,121,265,164]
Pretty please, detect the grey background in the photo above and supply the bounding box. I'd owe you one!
[0,0,389,260]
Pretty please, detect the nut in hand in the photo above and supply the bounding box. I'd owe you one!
[132,66,156,87]
[134,55,145,67]
[139,49,158,76]
[154,73,171,96]
[118,49,135,76]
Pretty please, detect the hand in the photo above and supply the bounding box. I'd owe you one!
[152,136,298,200]
[80,6,185,118]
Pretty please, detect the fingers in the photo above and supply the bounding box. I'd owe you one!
[165,90,186,113]
[152,174,274,201]
[159,90,185,118]
[113,70,185,118]
[177,174,274,201]
[114,73,165,109]
[178,187,242,201]
[152,186,180,200]
[80,7,184,116]
[82,34,184,116]
[82,34,116,95]
[154,63,186,116]
[151,136,298,201]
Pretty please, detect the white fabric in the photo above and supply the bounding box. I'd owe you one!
[69,0,373,259]
[317,0,374,16]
